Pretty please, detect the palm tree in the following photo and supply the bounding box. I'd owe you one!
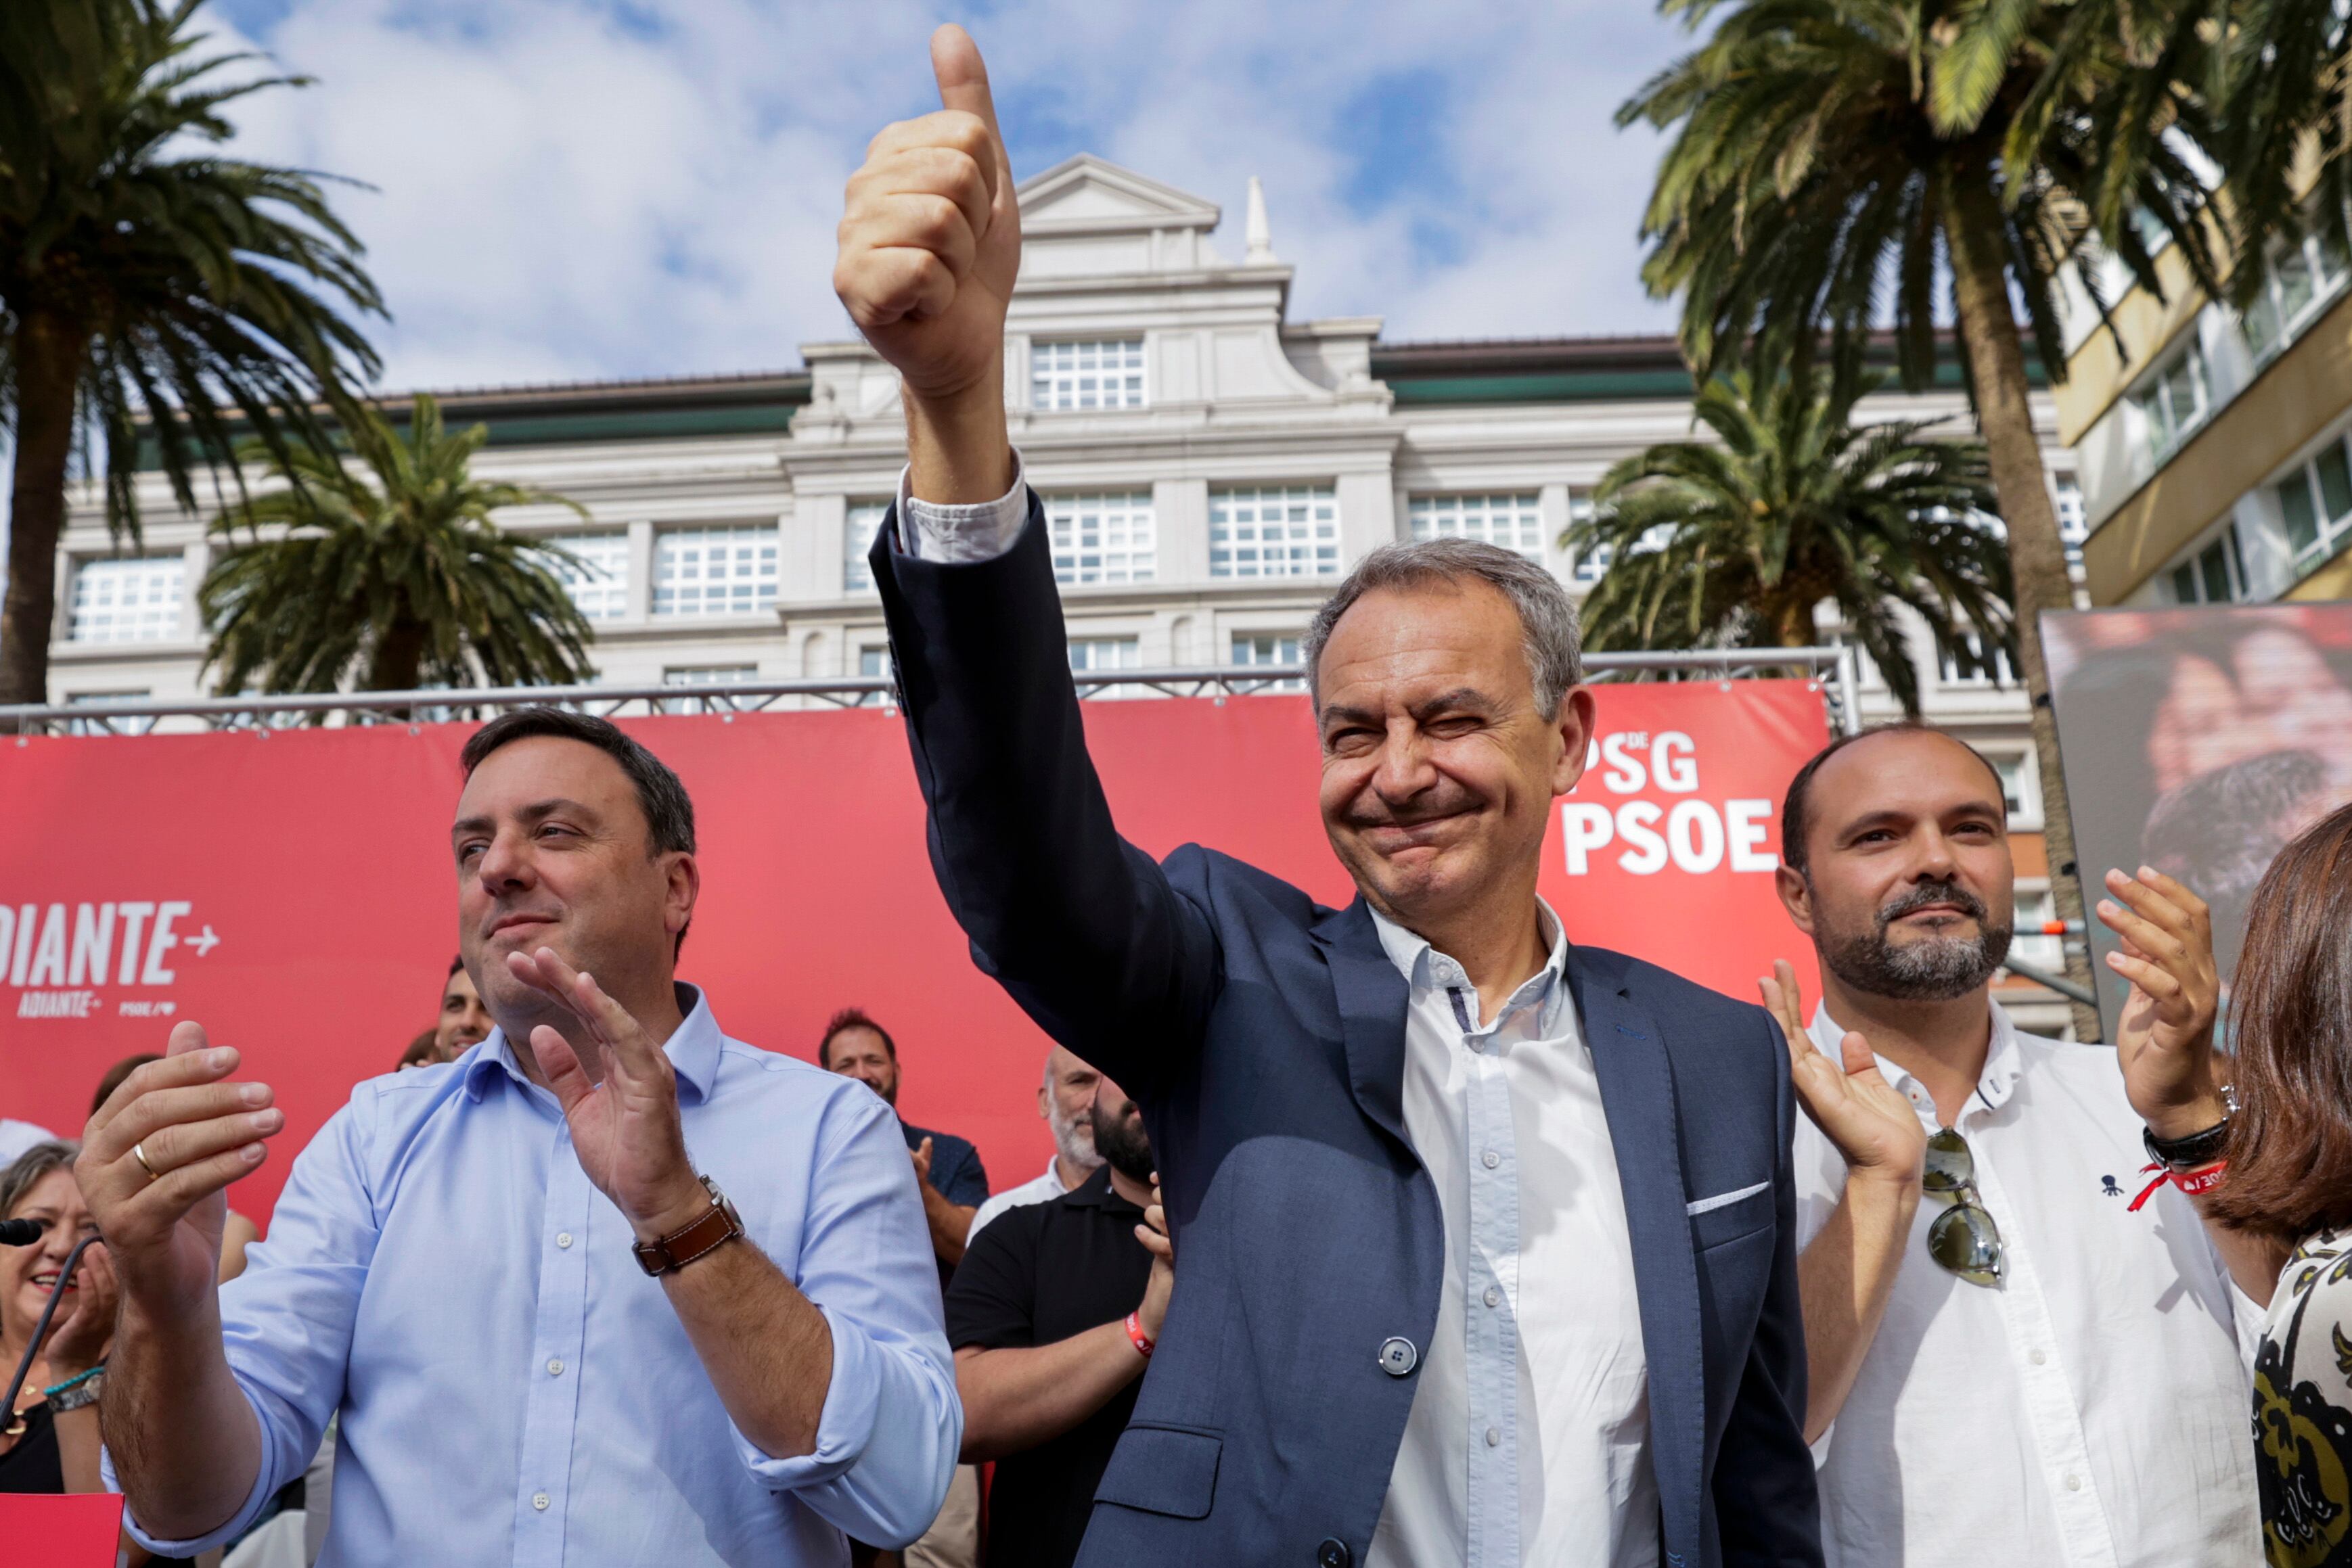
[200,394,597,698]
[2204,3,2352,304]
[0,0,383,704]
[1620,0,2229,1034]
[1566,369,2013,720]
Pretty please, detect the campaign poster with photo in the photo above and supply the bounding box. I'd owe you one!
[2044,603,2352,1038]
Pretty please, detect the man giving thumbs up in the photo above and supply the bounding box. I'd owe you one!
[838,26,1822,1568]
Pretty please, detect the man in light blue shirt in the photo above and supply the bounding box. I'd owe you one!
[79,708,959,1565]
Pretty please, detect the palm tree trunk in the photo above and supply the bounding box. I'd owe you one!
[1943,172,2102,1041]
[364,615,428,720]
[1,310,87,706]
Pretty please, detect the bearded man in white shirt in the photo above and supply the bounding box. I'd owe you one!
[1762,721,2277,1567]
[968,1047,1104,1243]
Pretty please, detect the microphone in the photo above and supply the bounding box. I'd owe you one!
[0,1218,39,1245]
[2,1230,103,1421]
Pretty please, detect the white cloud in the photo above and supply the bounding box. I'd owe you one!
[212,0,1692,392]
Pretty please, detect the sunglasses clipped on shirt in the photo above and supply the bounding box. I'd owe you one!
[1922,1128,2004,1287]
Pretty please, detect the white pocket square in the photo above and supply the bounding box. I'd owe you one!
[1686,1180,1770,1216]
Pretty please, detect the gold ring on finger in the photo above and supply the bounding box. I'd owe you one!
[132,1141,160,1181]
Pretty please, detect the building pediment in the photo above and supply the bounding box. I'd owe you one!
[1018,154,1222,237]
[1015,154,1235,280]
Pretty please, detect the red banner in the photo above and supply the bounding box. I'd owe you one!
[0,681,1828,1223]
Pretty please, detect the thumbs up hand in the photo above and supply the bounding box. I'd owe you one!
[836,24,1020,463]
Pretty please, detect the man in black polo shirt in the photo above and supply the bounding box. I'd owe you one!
[946,1074,1173,1568]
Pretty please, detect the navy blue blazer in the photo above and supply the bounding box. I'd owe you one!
[873,501,1821,1568]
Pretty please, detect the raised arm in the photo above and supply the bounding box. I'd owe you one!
[80,1022,284,1546]
[1761,962,1925,1442]
[2097,867,2292,1306]
[835,26,1220,1092]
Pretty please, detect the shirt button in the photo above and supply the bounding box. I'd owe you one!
[1468,1038,1486,1054]
[2066,1475,2083,1492]
[556,1232,574,1249]
[547,1359,564,1377]
[2030,1349,2047,1366]
[1483,1285,1501,1308]
[1481,1149,1500,1170]
[1485,1427,1501,1448]
[532,1493,550,1512]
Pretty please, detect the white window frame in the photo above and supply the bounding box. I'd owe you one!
[1030,339,1146,412]
[2167,520,2253,605]
[2008,882,2063,971]
[1229,630,1305,693]
[2051,474,2087,566]
[1980,745,2043,829]
[1068,636,1146,699]
[2241,228,2351,364]
[2269,430,2352,577]
[2133,338,2211,462]
[852,643,894,706]
[1407,492,1545,562]
[1045,492,1156,585]
[64,691,156,736]
[843,501,891,594]
[658,664,760,714]
[67,555,185,645]
[1566,490,1608,584]
[541,532,631,622]
[653,524,780,619]
[1937,632,2017,688]
[1209,485,1341,579]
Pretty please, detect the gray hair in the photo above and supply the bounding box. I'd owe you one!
[0,1140,79,1221]
[1303,538,1583,717]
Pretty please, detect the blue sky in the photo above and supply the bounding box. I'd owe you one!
[191,0,1693,392]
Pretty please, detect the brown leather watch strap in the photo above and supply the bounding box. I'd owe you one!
[632,1176,744,1276]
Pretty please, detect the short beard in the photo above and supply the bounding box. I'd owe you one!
[1089,1099,1155,1183]
[1821,880,2013,1002]
[1049,1101,1103,1174]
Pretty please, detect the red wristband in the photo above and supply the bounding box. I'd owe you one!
[2128,1159,2225,1212]
[1125,1310,1155,1359]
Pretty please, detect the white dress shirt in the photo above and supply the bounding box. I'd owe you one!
[1796,1002,2262,1568]
[897,471,1658,1565]
[966,1157,1078,1242]
[1367,903,1656,1568]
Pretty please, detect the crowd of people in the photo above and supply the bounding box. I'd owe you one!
[3,24,2347,1568]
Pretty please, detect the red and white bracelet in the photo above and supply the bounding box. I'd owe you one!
[1125,1310,1156,1359]
[2127,1159,2226,1212]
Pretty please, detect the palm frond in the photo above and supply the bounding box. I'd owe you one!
[200,394,597,701]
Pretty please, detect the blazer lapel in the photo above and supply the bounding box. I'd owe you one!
[1568,947,1704,1568]
[1309,898,1412,1151]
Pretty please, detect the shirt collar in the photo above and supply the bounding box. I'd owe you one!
[1062,1163,1144,1212]
[465,982,723,1105]
[1808,994,2025,1124]
[1369,897,1570,1033]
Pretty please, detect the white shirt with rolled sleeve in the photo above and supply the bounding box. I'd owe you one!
[896,469,1656,1566]
[1794,1001,2262,1567]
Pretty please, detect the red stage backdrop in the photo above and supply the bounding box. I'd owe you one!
[0,680,1828,1225]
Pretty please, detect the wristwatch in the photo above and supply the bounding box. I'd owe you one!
[2143,1117,2232,1171]
[631,1176,744,1276]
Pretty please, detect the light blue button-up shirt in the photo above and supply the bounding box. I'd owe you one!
[110,985,960,1565]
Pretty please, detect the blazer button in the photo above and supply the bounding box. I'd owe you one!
[1378,1337,1418,1377]
[1316,1538,1352,1568]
